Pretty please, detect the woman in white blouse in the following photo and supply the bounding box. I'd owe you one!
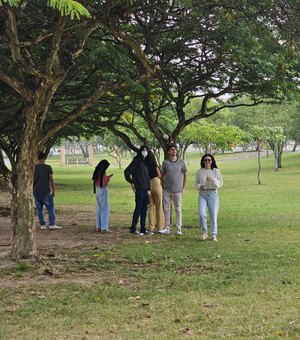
[195,154,223,242]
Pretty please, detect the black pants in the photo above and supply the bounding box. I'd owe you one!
[130,190,148,233]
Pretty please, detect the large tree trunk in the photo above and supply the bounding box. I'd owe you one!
[11,110,39,260]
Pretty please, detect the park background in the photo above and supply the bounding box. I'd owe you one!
[1,1,300,339]
[0,150,299,339]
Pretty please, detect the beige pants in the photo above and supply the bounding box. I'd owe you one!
[163,191,183,232]
[147,177,164,231]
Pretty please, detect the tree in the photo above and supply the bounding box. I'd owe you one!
[0,1,155,259]
[250,126,285,184]
[92,0,298,158]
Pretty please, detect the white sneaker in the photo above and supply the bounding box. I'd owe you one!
[176,230,182,235]
[159,228,170,235]
[40,225,47,230]
[211,235,218,242]
[201,233,208,240]
[49,225,62,230]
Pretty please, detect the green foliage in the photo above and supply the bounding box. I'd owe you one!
[48,0,91,19]
[0,0,91,19]
[250,126,285,147]
[0,0,19,5]
[180,120,244,154]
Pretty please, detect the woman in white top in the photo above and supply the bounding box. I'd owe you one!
[195,154,223,241]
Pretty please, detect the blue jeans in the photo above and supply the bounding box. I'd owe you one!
[96,187,110,231]
[130,190,148,233]
[198,190,219,236]
[34,192,56,226]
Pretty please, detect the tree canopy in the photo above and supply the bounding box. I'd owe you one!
[1,0,300,259]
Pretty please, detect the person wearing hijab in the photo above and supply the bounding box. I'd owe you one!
[92,159,113,232]
[124,145,151,235]
[195,154,223,241]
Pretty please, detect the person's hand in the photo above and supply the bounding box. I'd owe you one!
[51,192,55,197]
[200,185,205,190]
[131,183,136,192]
[148,191,151,196]
[207,176,213,182]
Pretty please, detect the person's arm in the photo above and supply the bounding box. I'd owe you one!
[156,166,162,179]
[182,171,188,192]
[160,162,166,189]
[213,169,223,188]
[195,170,203,191]
[124,160,134,184]
[49,174,55,197]
[124,159,137,191]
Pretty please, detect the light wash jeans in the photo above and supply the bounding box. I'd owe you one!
[198,189,219,236]
[96,187,110,231]
[34,192,56,226]
[163,191,182,232]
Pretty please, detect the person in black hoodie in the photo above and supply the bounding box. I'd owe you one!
[124,145,151,235]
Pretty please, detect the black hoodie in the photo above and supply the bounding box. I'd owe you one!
[124,156,150,191]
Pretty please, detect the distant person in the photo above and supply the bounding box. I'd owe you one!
[159,144,188,235]
[33,152,61,229]
[195,154,223,242]
[146,151,164,232]
[92,159,113,232]
[124,145,151,235]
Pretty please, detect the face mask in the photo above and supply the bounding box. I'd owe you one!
[141,151,148,158]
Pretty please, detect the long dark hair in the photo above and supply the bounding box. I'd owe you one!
[200,154,218,169]
[136,145,149,159]
[92,159,110,193]
[146,150,157,166]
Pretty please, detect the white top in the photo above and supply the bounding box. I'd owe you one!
[195,168,223,191]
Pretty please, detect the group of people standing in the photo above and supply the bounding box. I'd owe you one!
[93,144,223,241]
[123,144,187,236]
[33,146,223,241]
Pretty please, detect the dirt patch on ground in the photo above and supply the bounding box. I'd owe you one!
[0,207,147,288]
[0,202,169,293]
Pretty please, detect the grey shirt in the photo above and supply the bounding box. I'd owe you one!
[161,159,187,193]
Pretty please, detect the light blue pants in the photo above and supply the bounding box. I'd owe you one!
[198,190,219,236]
[96,187,110,231]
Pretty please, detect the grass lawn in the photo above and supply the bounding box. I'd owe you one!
[0,151,299,339]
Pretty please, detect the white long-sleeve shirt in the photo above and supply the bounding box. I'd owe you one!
[195,168,223,191]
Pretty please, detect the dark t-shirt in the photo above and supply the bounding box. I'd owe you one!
[33,164,53,195]
[147,162,158,179]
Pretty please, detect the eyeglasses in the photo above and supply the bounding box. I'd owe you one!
[204,159,212,162]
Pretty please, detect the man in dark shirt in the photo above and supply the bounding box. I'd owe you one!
[33,152,61,229]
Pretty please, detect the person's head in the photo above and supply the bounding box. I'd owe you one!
[38,152,47,162]
[137,145,149,159]
[146,150,157,166]
[92,159,110,181]
[200,154,218,169]
[95,159,110,172]
[167,144,177,159]
[38,152,47,161]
